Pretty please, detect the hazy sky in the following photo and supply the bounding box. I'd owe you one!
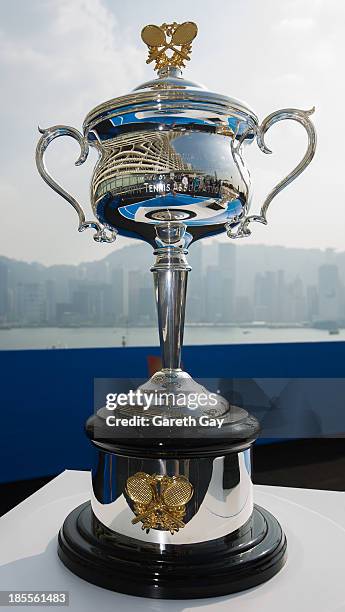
[0,0,343,265]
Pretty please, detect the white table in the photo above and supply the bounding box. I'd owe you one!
[1,471,345,612]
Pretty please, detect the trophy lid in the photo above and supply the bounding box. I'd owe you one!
[83,22,258,140]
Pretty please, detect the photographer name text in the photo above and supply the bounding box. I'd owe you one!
[105,414,224,428]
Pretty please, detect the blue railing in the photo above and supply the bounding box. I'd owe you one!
[1,341,344,483]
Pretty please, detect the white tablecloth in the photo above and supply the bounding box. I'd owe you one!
[0,470,345,612]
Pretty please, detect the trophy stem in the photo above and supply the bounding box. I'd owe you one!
[151,234,191,370]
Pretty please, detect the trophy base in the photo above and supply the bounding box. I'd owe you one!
[58,501,286,599]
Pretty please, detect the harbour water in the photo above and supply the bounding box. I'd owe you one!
[0,326,344,350]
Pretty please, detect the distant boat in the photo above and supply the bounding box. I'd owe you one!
[329,328,339,335]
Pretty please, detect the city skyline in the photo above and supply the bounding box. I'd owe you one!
[0,242,344,330]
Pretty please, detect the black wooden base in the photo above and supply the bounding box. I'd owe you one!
[58,502,287,599]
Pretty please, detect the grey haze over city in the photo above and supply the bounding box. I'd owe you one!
[0,0,344,267]
[0,243,343,333]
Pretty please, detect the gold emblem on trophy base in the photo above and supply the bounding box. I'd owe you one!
[141,22,198,71]
[125,472,193,534]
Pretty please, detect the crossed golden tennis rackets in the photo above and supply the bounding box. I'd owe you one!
[126,472,194,534]
[141,22,198,71]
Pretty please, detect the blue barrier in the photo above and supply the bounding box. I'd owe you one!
[1,341,344,483]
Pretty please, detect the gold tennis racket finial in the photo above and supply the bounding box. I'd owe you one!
[125,472,193,534]
[141,22,198,72]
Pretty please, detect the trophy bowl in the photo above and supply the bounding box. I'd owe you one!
[35,21,316,600]
[37,23,316,247]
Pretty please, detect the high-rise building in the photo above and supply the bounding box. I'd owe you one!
[318,264,340,322]
[0,262,9,322]
[128,270,155,324]
[68,280,115,325]
[306,285,319,322]
[218,243,236,322]
[276,270,288,323]
[205,265,223,323]
[111,268,125,324]
[15,283,47,325]
[45,280,56,325]
[138,287,155,324]
[289,276,306,323]
[235,296,253,323]
[254,271,276,322]
[254,269,297,324]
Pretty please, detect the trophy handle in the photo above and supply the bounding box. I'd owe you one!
[35,125,117,243]
[226,107,316,238]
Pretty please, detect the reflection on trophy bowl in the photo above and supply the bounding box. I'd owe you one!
[88,124,252,247]
[82,65,258,247]
[37,60,316,246]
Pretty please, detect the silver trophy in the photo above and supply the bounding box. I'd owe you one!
[36,22,316,599]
